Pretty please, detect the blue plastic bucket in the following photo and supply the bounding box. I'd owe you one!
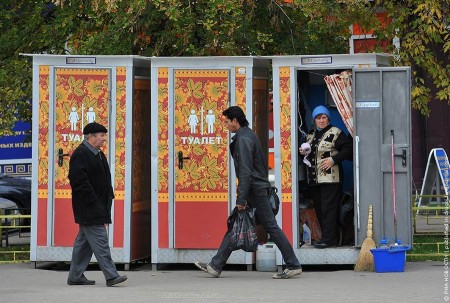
[370,246,411,273]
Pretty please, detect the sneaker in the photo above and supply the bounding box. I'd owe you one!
[194,262,221,278]
[272,267,302,279]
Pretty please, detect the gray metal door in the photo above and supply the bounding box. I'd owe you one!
[353,67,412,247]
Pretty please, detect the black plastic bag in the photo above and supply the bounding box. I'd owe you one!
[269,187,280,215]
[227,207,258,252]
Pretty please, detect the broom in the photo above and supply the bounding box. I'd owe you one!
[354,205,376,271]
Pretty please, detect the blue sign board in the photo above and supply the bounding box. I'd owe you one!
[0,121,32,160]
[435,148,449,195]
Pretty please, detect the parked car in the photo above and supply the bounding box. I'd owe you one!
[0,173,31,210]
[0,197,20,225]
[0,174,31,238]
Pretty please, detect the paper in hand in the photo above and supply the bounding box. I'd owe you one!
[300,142,312,167]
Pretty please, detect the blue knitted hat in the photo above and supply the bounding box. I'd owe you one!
[312,105,330,120]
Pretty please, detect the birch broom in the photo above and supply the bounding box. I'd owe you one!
[354,205,376,271]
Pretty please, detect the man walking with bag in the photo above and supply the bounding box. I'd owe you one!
[195,106,302,279]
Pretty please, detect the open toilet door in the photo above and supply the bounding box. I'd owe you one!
[353,67,412,247]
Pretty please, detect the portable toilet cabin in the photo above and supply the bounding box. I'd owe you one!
[150,56,270,269]
[28,55,152,268]
[270,53,412,265]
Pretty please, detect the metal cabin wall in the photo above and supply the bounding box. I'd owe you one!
[29,55,151,264]
[353,68,412,247]
[150,57,270,267]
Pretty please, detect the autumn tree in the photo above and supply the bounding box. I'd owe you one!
[0,0,448,135]
[0,1,81,135]
[372,0,449,115]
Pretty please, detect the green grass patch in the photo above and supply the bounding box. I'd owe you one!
[0,244,30,262]
[408,235,446,262]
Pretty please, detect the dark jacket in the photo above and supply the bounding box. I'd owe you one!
[68,143,114,225]
[230,126,271,206]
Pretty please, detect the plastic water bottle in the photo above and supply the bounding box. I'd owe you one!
[393,239,407,263]
[389,238,400,248]
[379,238,389,249]
[302,223,311,245]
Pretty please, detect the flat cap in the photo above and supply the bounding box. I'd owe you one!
[83,122,108,135]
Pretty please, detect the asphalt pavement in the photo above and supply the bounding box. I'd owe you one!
[0,260,445,303]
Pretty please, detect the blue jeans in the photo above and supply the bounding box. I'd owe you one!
[210,188,301,272]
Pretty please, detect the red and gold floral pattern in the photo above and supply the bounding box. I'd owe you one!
[157,68,169,247]
[235,67,246,110]
[174,70,229,194]
[38,66,50,192]
[114,67,127,195]
[172,69,230,249]
[158,68,169,197]
[279,67,293,201]
[37,66,50,245]
[54,68,110,189]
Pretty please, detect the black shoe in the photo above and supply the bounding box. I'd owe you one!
[314,242,336,249]
[106,275,127,287]
[67,279,95,285]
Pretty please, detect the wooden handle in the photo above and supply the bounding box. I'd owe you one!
[366,205,373,238]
